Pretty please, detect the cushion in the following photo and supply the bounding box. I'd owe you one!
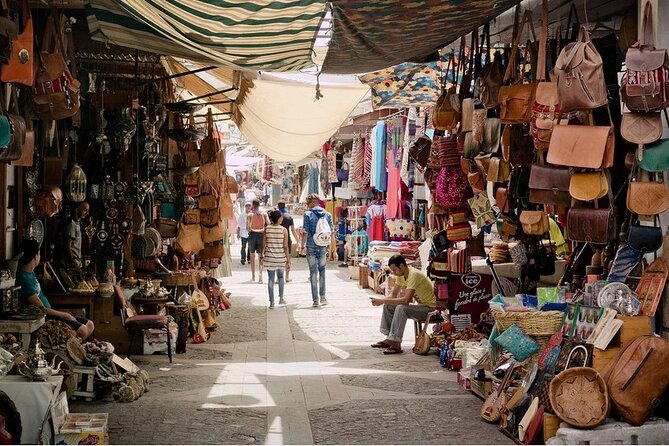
[493,323,539,361]
[125,314,169,330]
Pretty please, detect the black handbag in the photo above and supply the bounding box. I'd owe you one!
[627,215,663,253]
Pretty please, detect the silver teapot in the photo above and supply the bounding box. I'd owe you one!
[18,341,62,381]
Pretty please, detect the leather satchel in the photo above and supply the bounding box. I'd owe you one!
[1,0,33,86]
[626,178,669,215]
[175,223,204,254]
[568,207,616,244]
[621,112,662,145]
[502,124,535,166]
[496,187,510,214]
[531,82,561,151]
[555,26,608,112]
[482,117,501,153]
[529,165,571,207]
[155,218,178,239]
[601,335,669,426]
[570,171,609,202]
[621,2,669,112]
[487,157,510,183]
[520,211,550,236]
[201,221,226,243]
[547,123,614,169]
[409,136,431,168]
[432,86,460,131]
[499,83,537,124]
[627,216,663,253]
[467,171,486,194]
[0,87,25,163]
[636,139,669,172]
[461,98,475,132]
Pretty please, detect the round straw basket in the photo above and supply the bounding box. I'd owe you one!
[549,367,609,428]
[492,310,564,336]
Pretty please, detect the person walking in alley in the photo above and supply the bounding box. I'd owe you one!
[277,201,298,282]
[237,202,252,265]
[370,254,436,354]
[303,193,334,307]
[263,210,290,308]
[247,199,270,283]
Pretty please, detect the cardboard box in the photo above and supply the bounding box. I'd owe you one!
[592,346,621,373]
[616,315,652,348]
[471,378,493,399]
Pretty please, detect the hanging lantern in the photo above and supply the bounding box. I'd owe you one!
[65,164,87,202]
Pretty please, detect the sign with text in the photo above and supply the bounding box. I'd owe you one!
[448,273,493,324]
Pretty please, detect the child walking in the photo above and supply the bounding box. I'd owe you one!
[263,210,290,308]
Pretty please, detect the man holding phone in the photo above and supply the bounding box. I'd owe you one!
[370,255,435,354]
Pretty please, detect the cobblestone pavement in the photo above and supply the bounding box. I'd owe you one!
[71,239,511,445]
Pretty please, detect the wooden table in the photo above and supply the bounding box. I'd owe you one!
[47,292,96,319]
[0,316,45,349]
[132,295,169,315]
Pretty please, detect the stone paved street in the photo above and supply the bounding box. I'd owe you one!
[71,240,512,445]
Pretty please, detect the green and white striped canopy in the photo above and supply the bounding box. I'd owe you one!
[85,0,328,72]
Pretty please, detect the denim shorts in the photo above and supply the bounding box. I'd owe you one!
[48,314,89,331]
[248,232,264,253]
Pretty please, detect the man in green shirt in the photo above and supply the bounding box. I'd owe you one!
[371,254,435,354]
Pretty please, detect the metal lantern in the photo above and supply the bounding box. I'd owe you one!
[65,164,87,202]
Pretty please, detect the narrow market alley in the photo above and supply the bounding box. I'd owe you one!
[72,241,511,445]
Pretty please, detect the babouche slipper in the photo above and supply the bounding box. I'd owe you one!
[382,346,403,355]
[371,341,391,348]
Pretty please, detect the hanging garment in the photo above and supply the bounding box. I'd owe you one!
[281,164,295,195]
[328,145,338,183]
[362,131,372,188]
[386,117,405,219]
[366,203,387,242]
[308,163,320,194]
[373,121,388,191]
[348,134,362,190]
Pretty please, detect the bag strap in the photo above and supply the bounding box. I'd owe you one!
[640,0,654,48]
[21,0,30,25]
[537,0,549,81]
[564,3,581,43]
[504,8,536,83]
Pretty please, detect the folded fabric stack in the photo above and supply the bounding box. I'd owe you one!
[490,241,510,263]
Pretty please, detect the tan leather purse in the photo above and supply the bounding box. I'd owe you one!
[432,53,460,131]
[175,223,204,253]
[487,157,510,183]
[201,221,226,243]
[621,112,663,145]
[547,120,614,169]
[569,171,609,201]
[472,109,487,143]
[627,166,669,215]
[461,98,475,131]
[519,210,550,236]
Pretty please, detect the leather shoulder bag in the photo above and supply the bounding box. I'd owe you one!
[627,214,663,254]
[547,110,614,169]
[475,23,504,109]
[636,138,669,172]
[1,0,33,86]
[621,111,663,145]
[569,171,609,202]
[0,86,25,163]
[432,50,460,132]
[621,1,669,112]
[567,174,616,244]
[555,26,608,112]
[528,164,571,207]
[626,167,669,216]
[519,210,550,236]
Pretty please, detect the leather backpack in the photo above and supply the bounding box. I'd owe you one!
[475,24,504,109]
[602,335,669,426]
[555,26,608,112]
[621,1,669,112]
[1,0,33,86]
[432,50,460,132]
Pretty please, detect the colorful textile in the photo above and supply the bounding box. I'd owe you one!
[322,0,520,74]
[87,0,327,72]
[362,131,372,189]
[348,134,363,190]
[358,62,443,109]
[328,146,338,183]
[372,121,387,191]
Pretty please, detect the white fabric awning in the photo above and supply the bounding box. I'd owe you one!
[234,78,369,162]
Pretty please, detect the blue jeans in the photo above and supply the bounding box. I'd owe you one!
[267,269,284,302]
[306,247,327,302]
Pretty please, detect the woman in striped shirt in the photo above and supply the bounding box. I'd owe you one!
[262,210,290,308]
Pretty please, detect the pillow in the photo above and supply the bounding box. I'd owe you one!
[386,218,414,241]
[493,324,539,361]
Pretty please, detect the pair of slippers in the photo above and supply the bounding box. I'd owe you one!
[370,341,403,355]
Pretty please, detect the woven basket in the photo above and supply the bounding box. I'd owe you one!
[161,272,195,287]
[549,367,609,428]
[492,310,564,336]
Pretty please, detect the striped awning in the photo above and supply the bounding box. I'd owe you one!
[86,0,328,72]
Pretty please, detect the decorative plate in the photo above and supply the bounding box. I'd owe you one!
[27,220,44,247]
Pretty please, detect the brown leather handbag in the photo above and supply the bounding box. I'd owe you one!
[0,87,25,163]
[528,165,571,207]
[555,26,608,112]
[487,157,510,183]
[432,52,460,131]
[495,187,510,214]
[520,210,550,236]
[409,136,431,168]
[568,207,616,244]
[502,124,535,166]
[627,175,669,216]
[569,171,609,202]
[621,2,669,112]
[175,223,204,254]
[602,335,669,426]
[1,0,33,86]
[621,112,663,145]
[476,24,504,109]
[547,120,614,169]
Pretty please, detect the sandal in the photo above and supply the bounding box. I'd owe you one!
[370,341,391,349]
[382,346,403,355]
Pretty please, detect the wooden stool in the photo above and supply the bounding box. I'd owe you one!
[412,312,444,339]
[72,365,97,401]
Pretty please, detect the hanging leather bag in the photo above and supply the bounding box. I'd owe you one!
[528,165,571,207]
[636,138,669,172]
[547,112,614,169]
[200,109,220,164]
[498,11,537,124]
[621,111,662,145]
[432,50,460,132]
[175,222,204,254]
[626,169,669,216]
[34,14,80,120]
[569,171,609,202]
[519,210,550,236]
[502,124,535,166]
[42,124,63,187]
[621,2,669,112]
[627,215,663,254]
[0,86,25,163]
[555,26,608,112]
[487,157,510,183]
[476,23,504,109]
[409,136,431,168]
[567,180,616,244]
[1,0,32,85]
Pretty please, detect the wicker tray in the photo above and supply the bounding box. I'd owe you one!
[549,367,609,428]
[492,310,564,336]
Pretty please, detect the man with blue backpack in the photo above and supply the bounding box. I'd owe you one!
[303,193,333,307]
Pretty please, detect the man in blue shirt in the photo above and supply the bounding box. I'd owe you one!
[302,193,333,307]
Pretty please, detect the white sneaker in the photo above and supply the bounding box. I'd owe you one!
[279,298,287,305]
[319,298,328,305]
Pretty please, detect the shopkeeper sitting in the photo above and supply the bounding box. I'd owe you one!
[370,254,435,355]
[16,239,95,340]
